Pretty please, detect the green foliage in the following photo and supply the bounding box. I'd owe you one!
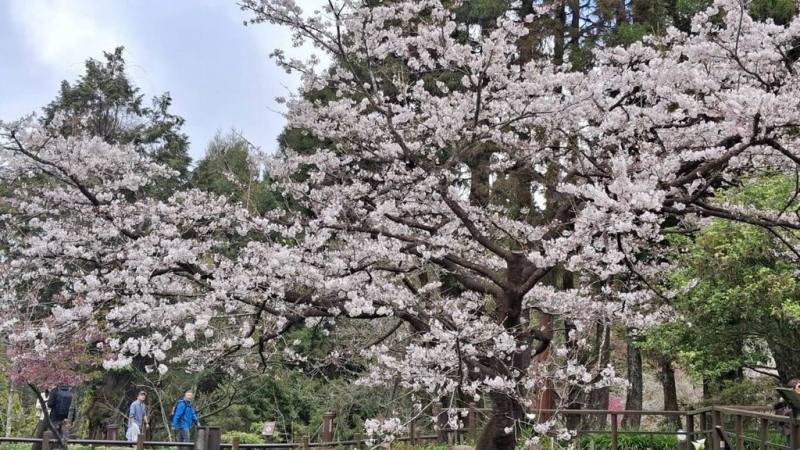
[672,0,712,31]
[705,378,776,406]
[576,433,678,450]
[644,174,800,392]
[191,131,280,214]
[41,46,191,194]
[222,430,266,444]
[607,23,651,46]
[749,0,797,24]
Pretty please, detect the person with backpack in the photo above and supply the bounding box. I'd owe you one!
[171,390,200,444]
[33,385,77,450]
[47,384,77,434]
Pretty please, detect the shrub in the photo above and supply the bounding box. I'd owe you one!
[223,430,266,444]
[577,433,678,450]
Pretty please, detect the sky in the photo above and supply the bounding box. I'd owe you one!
[0,0,320,163]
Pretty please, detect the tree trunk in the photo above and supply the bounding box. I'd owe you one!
[659,357,680,429]
[4,384,13,437]
[622,333,643,428]
[476,393,524,450]
[553,0,567,66]
[85,370,133,438]
[588,322,611,430]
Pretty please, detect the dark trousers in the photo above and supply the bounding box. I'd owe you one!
[176,428,192,450]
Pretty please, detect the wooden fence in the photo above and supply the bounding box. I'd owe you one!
[0,405,797,450]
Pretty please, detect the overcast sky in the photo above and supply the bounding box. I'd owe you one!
[0,0,319,162]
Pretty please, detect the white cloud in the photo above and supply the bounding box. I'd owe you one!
[6,0,126,76]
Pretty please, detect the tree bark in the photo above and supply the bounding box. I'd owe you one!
[622,333,643,428]
[4,384,13,437]
[85,370,133,438]
[658,357,680,429]
[476,393,524,450]
[587,322,611,430]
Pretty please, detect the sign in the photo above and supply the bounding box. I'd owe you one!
[261,421,276,436]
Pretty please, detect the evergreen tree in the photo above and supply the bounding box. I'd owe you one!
[41,47,191,192]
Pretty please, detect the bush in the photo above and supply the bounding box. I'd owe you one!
[223,430,266,444]
[577,433,678,450]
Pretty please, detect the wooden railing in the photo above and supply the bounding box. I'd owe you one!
[1,406,796,450]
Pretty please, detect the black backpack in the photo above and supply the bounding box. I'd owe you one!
[51,387,73,420]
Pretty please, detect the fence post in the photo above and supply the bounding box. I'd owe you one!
[701,413,709,444]
[137,432,145,450]
[208,427,222,450]
[409,416,416,445]
[42,430,52,450]
[790,420,799,450]
[196,427,209,450]
[433,402,446,443]
[322,411,336,447]
[734,414,743,450]
[469,402,478,443]
[105,422,119,441]
[610,413,618,450]
[302,434,310,450]
[758,418,768,450]
[232,437,240,450]
[686,413,695,445]
[712,410,722,450]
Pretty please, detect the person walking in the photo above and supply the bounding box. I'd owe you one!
[127,391,149,442]
[171,390,200,446]
[33,385,76,450]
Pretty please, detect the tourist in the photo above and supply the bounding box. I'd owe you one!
[127,391,149,442]
[171,390,200,446]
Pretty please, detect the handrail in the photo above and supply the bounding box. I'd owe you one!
[3,406,796,450]
[713,406,794,423]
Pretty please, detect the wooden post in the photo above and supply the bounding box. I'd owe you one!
[302,434,310,450]
[409,417,416,445]
[42,431,52,450]
[433,402,445,443]
[207,427,222,450]
[734,415,743,450]
[232,437,240,450]
[712,410,722,450]
[758,418,768,450]
[701,413,709,443]
[136,432,145,450]
[469,403,478,443]
[105,422,119,441]
[790,420,799,450]
[610,413,618,450]
[686,413,695,444]
[199,427,208,450]
[322,411,337,446]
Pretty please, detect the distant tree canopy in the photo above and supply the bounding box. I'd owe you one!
[643,175,800,390]
[192,131,280,215]
[41,46,191,190]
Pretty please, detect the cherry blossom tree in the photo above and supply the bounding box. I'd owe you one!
[2,0,800,448]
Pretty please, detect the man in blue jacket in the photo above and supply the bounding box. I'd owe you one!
[171,390,200,444]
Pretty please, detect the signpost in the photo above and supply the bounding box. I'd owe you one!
[261,421,276,437]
